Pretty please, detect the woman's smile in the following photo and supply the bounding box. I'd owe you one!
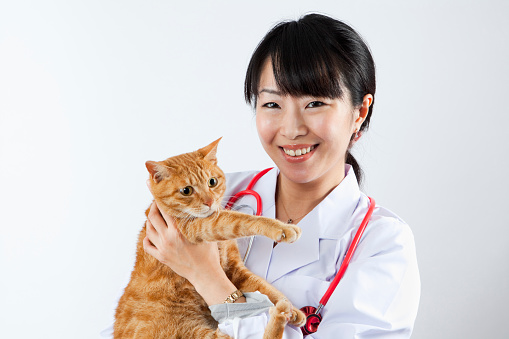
[279,144,318,163]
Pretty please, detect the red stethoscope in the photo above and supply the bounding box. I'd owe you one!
[225,168,376,336]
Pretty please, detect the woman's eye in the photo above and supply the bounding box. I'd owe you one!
[307,101,325,108]
[180,186,194,196]
[208,177,218,187]
[262,102,280,109]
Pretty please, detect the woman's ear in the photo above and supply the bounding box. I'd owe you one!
[354,94,373,131]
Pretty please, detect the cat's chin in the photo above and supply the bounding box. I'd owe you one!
[199,211,216,218]
[187,209,217,219]
[203,210,216,218]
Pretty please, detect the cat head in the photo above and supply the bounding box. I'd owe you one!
[145,138,226,218]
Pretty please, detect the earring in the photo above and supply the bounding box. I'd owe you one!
[352,129,362,142]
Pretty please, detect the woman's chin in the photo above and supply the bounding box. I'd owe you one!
[278,164,319,184]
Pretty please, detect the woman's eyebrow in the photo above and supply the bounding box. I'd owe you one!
[259,88,282,95]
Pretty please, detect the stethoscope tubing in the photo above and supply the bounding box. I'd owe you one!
[225,167,273,213]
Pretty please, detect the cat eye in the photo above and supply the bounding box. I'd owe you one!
[208,177,218,187]
[180,186,194,196]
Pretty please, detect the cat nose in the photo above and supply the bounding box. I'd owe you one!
[203,199,213,208]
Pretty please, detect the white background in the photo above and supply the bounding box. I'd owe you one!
[1,1,508,338]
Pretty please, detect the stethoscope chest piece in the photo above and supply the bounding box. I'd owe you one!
[300,305,322,335]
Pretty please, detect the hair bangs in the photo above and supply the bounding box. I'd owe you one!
[270,22,344,100]
[245,19,346,105]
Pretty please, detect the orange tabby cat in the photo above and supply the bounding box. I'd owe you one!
[114,138,306,338]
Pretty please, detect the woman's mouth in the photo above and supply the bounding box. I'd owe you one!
[282,145,316,157]
[279,144,318,162]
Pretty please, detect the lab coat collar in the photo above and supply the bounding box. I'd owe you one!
[255,166,362,283]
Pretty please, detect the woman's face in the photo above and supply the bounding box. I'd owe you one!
[255,60,366,186]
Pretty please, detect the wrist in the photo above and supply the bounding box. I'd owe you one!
[223,289,244,304]
[192,270,246,306]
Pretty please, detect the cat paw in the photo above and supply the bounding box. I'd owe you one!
[288,307,306,327]
[268,299,306,331]
[275,224,302,243]
[270,299,294,323]
[269,299,306,327]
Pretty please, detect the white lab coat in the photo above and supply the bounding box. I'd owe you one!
[216,166,420,338]
[102,165,420,338]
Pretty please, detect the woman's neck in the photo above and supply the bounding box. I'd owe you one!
[275,165,346,224]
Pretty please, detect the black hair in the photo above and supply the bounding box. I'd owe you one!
[244,13,376,184]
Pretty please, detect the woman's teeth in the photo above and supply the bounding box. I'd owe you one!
[283,146,315,157]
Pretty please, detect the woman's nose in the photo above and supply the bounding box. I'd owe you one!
[279,106,307,140]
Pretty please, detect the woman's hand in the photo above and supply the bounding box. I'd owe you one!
[143,199,245,305]
[143,200,219,283]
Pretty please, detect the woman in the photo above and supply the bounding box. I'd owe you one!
[143,14,420,338]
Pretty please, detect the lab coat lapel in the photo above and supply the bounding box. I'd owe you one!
[265,166,362,284]
[246,168,321,282]
[266,211,321,283]
[256,167,321,283]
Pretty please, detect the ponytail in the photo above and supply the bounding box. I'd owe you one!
[346,151,363,185]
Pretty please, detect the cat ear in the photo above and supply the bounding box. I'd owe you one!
[145,161,172,184]
[198,137,222,164]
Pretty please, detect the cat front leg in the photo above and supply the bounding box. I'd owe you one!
[228,262,306,328]
[180,210,301,244]
[264,299,296,339]
[242,280,306,329]
[222,210,302,243]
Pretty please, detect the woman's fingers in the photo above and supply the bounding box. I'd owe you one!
[145,218,161,249]
[153,201,183,247]
[143,235,161,261]
[154,200,177,232]
[147,201,167,235]
[144,200,182,258]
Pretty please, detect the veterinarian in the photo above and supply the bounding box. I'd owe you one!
[142,14,420,338]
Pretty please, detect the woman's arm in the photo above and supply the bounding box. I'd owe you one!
[143,200,247,306]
